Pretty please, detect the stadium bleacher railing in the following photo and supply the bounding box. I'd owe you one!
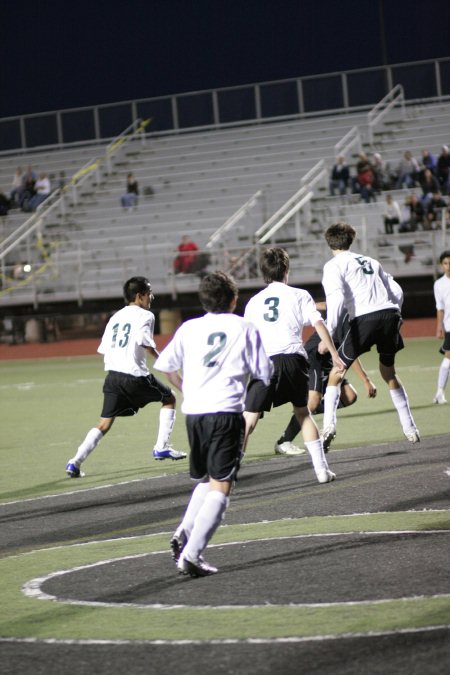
[0,57,449,153]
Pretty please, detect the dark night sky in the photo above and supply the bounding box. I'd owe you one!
[2,0,450,118]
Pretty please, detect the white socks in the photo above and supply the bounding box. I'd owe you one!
[322,385,340,429]
[175,482,210,540]
[71,427,103,466]
[154,407,176,450]
[305,438,329,474]
[437,357,450,391]
[390,386,416,432]
[181,490,229,563]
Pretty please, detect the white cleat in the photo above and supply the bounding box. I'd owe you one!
[177,556,218,577]
[274,441,306,456]
[404,427,421,443]
[316,468,336,484]
[433,393,447,405]
[320,424,336,453]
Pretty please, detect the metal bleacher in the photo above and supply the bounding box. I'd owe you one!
[1,94,449,309]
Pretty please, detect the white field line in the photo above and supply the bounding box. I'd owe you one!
[0,623,449,646]
[22,530,450,610]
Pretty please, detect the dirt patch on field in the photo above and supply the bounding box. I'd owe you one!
[0,318,436,361]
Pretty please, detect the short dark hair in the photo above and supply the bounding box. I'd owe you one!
[123,276,151,303]
[325,222,356,250]
[260,247,289,283]
[198,271,238,313]
[439,250,450,263]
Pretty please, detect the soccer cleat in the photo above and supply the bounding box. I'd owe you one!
[404,427,420,443]
[433,393,447,405]
[274,441,306,456]
[316,468,336,484]
[177,556,218,577]
[153,447,187,461]
[170,531,187,562]
[321,424,336,453]
[66,461,82,478]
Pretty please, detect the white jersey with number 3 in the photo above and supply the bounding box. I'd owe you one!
[243,281,322,357]
[98,305,156,376]
[153,312,273,414]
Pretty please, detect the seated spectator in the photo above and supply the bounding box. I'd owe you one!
[395,150,420,189]
[400,193,425,232]
[173,235,199,274]
[425,191,448,230]
[382,194,402,234]
[352,152,376,203]
[437,145,450,195]
[20,168,37,212]
[372,152,392,191]
[419,168,440,207]
[29,172,51,210]
[420,149,437,176]
[10,167,24,207]
[0,189,11,216]
[329,156,350,196]
[120,172,139,210]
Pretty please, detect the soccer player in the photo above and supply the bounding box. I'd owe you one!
[433,250,450,404]
[243,247,345,484]
[275,314,377,455]
[319,222,419,448]
[153,271,273,577]
[65,276,186,478]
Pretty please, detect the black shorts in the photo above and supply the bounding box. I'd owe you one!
[305,328,349,393]
[338,309,404,368]
[439,331,450,354]
[186,412,245,482]
[101,370,173,418]
[245,353,310,412]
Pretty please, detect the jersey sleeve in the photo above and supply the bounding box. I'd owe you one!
[322,262,345,337]
[138,313,156,349]
[153,328,183,373]
[245,323,274,385]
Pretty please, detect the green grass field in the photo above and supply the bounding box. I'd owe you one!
[0,337,449,654]
[0,337,447,502]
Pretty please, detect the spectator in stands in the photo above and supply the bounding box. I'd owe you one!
[401,193,425,232]
[173,235,199,274]
[353,152,376,203]
[382,194,402,234]
[395,150,420,189]
[0,189,11,216]
[29,172,51,210]
[425,191,448,230]
[372,152,392,192]
[420,149,437,176]
[10,167,24,207]
[20,167,37,212]
[329,156,350,196]
[120,172,139,210]
[437,145,450,195]
[419,168,440,207]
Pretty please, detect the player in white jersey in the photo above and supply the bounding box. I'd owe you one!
[65,277,186,478]
[320,222,419,448]
[243,247,345,484]
[153,271,273,577]
[432,250,450,404]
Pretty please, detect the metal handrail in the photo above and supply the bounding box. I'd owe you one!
[368,84,405,144]
[205,189,263,249]
[334,126,361,160]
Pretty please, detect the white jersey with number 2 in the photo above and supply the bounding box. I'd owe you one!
[153,312,273,414]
